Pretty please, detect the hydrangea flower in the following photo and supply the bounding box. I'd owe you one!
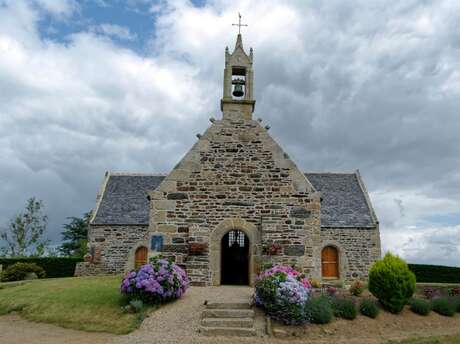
[120,258,189,305]
[255,264,312,325]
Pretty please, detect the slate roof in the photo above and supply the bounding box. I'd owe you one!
[91,172,376,228]
[91,174,165,225]
[305,173,376,228]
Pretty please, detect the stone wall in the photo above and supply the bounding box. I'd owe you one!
[76,224,149,275]
[319,226,381,281]
[149,113,322,286]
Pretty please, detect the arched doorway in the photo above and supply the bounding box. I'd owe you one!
[221,230,249,285]
[322,246,339,279]
[135,246,148,269]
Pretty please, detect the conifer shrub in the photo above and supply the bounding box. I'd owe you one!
[332,297,357,320]
[431,297,456,317]
[368,253,416,313]
[410,299,431,316]
[1,262,46,282]
[306,296,333,324]
[359,299,380,318]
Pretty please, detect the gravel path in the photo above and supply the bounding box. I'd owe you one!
[112,286,270,344]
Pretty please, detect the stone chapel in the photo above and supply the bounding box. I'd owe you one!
[76,33,381,286]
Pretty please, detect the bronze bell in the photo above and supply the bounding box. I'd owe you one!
[233,84,244,97]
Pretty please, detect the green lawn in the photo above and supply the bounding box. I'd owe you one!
[0,275,141,334]
[387,335,460,344]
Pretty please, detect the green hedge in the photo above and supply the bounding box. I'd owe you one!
[0,258,82,278]
[409,264,460,284]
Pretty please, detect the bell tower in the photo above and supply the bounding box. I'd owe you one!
[221,15,255,120]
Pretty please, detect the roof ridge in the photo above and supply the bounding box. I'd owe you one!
[109,172,167,177]
[305,171,355,175]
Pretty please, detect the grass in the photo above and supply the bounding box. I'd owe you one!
[0,275,142,334]
[386,335,460,344]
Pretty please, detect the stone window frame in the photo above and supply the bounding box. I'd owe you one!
[209,218,261,286]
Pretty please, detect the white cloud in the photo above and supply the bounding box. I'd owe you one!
[94,24,138,41]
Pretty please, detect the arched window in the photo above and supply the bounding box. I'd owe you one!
[135,246,148,269]
[321,246,339,279]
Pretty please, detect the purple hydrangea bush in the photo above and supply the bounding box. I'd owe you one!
[121,257,189,305]
[255,265,312,325]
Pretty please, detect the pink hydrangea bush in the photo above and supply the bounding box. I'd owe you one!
[255,265,312,325]
[121,257,189,305]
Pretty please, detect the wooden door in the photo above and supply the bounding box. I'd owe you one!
[135,246,148,269]
[322,246,339,278]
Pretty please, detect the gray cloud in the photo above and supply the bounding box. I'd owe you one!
[1,0,460,265]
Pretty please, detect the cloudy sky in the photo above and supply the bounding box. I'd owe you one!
[1,0,459,266]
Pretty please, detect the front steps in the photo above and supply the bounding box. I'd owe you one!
[199,301,256,337]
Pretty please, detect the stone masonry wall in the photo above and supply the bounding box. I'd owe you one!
[149,112,322,286]
[319,226,381,281]
[78,224,148,275]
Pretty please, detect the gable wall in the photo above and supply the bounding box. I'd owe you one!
[149,115,322,285]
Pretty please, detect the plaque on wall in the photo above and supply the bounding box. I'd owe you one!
[151,235,163,252]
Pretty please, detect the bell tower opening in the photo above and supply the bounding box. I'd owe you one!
[232,67,246,99]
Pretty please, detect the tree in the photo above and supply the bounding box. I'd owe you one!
[0,197,50,257]
[59,212,90,258]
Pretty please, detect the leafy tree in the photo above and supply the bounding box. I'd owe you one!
[0,197,50,257]
[59,212,90,258]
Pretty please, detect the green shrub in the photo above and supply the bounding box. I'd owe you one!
[0,258,81,278]
[410,299,431,316]
[368,253,416,314]
[350,280,365,296]
[447,295,460,313]
[1,262,46,282]
[332,297,357,320]
[431,298,456,317]
[409,264,460,283]
[359,299,380,318]
[306,296,333,324]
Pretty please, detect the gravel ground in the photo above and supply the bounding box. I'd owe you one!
[112,286,271,344]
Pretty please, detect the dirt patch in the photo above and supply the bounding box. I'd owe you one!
[271,307,460,343]
[0,314,114,344]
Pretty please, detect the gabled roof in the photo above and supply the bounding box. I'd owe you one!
[305,172,377,228]
[91,173,165,225]
[90,172,377,228]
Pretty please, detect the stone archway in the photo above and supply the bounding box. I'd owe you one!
[209,218,260,286]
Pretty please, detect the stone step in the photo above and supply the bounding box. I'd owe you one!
[202,309,254,319]
[205,301,250,309]
[201,317,254,328]
[199,326,256,337]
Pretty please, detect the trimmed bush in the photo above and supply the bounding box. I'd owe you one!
[306,296,333,324]
[409,264,460,283]
[431,297,456,317]
[1,262,46,282]
[350,280,365,296]
[368,253,416,314]
[255,265,312,325]
[0,257,81,278]
[359,299,380,318]
[332,297,357,320]
[410,299,431,316]
[120,257,189,305]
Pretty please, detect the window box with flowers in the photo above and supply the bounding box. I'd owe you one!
[262,243,282,256]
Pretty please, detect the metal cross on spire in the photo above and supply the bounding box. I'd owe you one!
[232,12,248,34]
